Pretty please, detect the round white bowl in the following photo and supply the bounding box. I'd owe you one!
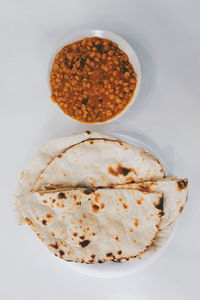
[48,29,142,124]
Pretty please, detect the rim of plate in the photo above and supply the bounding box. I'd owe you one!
[48,29,142,124]
[66,131,177,278]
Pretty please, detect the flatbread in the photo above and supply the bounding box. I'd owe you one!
[16,188,163,263]
[15,131,116,223]
[115,177,188,230]
[114,177,188,260]
[16,131,116,196]
[15,132,188,265]
[33,138,165,191]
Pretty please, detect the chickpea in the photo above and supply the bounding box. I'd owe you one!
[89,51,96,57]
[108,50,114,56]
[53,64,59,71]
[124,87,130,93]
[51,79,55,86]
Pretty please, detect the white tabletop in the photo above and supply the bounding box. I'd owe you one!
[0,0,200,299]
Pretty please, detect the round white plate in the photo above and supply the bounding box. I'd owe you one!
[67,131,177,278]
[48,29,142,123]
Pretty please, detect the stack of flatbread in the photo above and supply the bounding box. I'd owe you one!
[15,131,188,263]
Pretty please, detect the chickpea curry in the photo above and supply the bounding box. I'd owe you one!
[50,37,137,123]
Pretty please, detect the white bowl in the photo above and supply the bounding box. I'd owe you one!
[48,29,142,124]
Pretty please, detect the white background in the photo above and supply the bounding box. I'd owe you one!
[0,0,200,299]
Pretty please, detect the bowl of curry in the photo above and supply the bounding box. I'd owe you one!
[49,29,141,124]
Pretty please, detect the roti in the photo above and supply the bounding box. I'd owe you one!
[114,177,188,230]
[33,138,165,191]
[114,177,188,260]
[16,188,163,263]
[15,131,188,265]
[16,131,116,196]
[15,131,116,223]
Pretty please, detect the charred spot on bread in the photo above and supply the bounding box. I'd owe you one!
[49,243,59,249]
[42,219,47,225]
[177,179,188,190]
[92,204,100,213]
[108,164,135,177]
[154,195,164,211]
[58,192,66,199]
[117,166,131,176]
[59,250,65,256]
[79,240,91,248]
[123,203,128,209]
[98,260,104,263]
[83,188,95,195]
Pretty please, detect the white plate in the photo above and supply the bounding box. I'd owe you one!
[67,131,177,278]
[48,29,142,124]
